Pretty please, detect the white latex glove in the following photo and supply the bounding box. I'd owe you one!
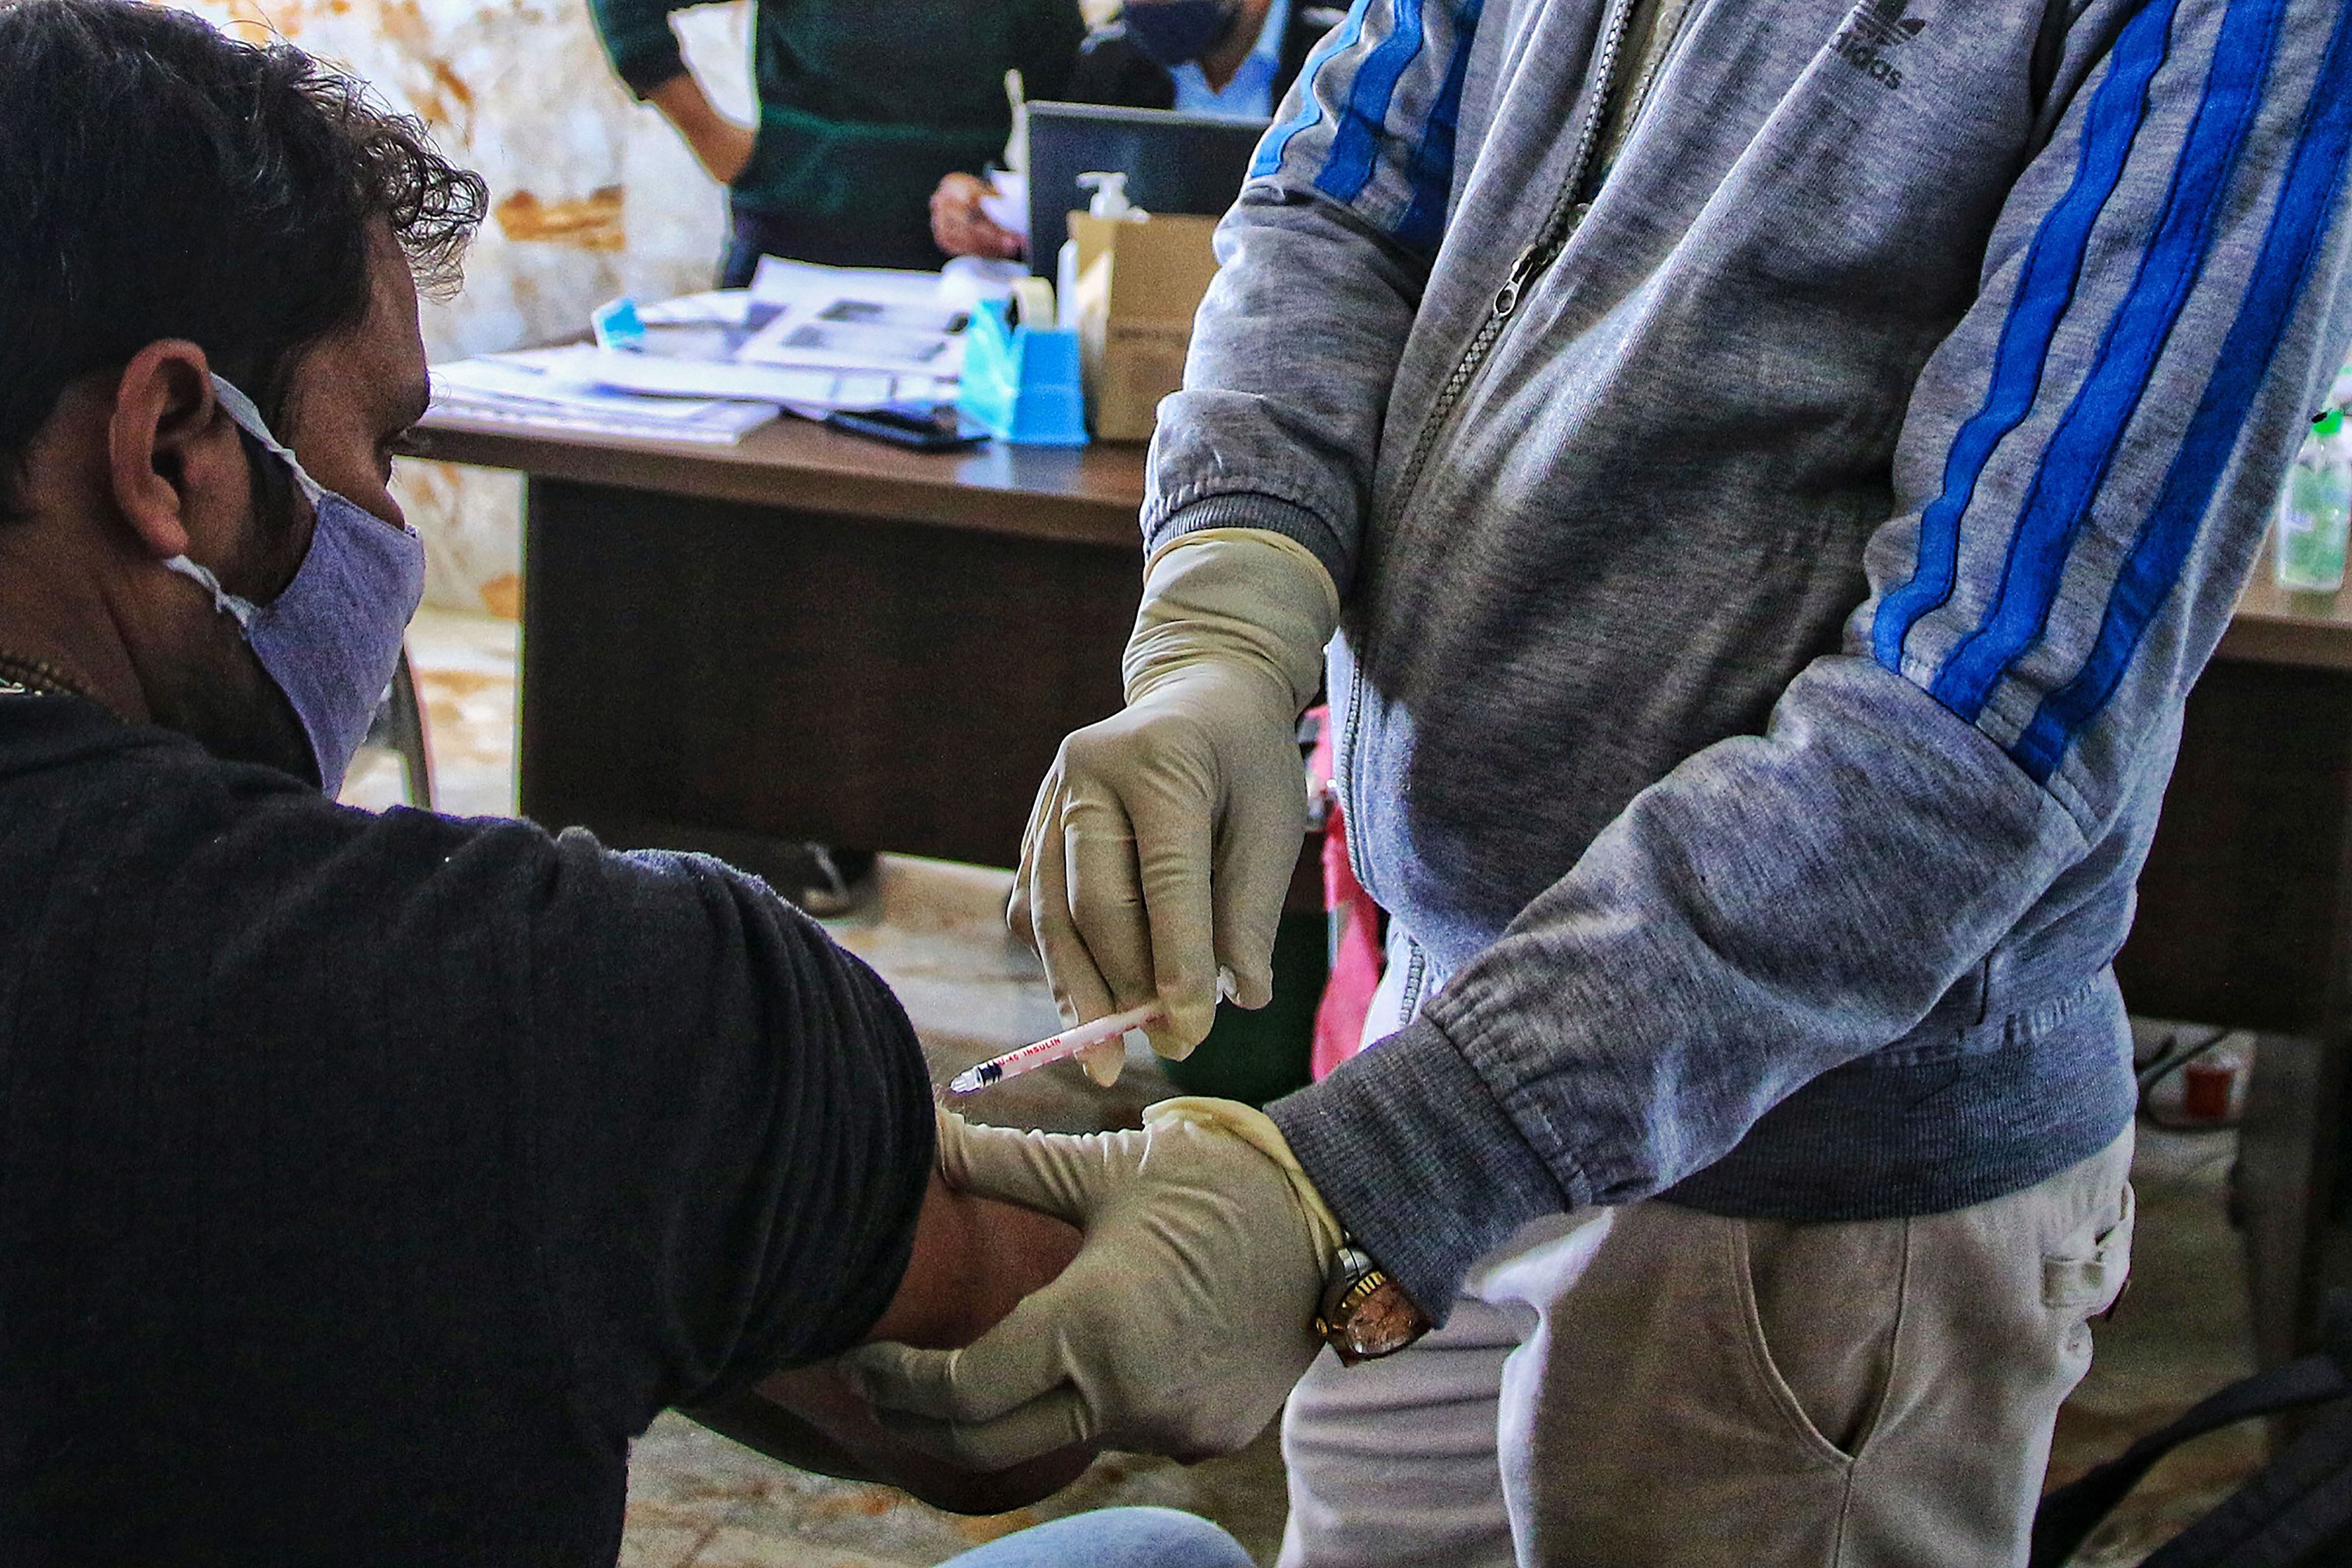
[1013,529,1340,1078]
[841,1099,1343,1470]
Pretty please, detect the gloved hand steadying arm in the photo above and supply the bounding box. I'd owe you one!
[840,1100,1342,1470]
[1013,528,1340,1078]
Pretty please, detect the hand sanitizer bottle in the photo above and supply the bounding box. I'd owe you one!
[1057,171,1136,322]
[2277,408,2351,592]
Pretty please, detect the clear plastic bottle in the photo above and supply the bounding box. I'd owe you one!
[2276,407,2351,592]
[1056,171,1137,325]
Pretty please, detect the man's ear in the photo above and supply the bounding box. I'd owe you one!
[105,341,245,561]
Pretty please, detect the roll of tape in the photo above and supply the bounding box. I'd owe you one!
[1010,276,1057,331]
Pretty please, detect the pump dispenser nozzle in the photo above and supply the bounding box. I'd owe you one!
[1077,170,1138,219]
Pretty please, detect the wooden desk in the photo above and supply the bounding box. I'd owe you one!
[410,414,1150,879]
[418,408,2352,1355]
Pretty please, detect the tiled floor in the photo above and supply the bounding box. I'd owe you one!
[366,606,2274,1566]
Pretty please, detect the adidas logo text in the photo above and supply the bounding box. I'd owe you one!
[1831,0,1926,90]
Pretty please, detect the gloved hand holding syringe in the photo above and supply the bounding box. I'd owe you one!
[1007,531,1339,1081]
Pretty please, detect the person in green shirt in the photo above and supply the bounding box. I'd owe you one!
[591,0,1085,279]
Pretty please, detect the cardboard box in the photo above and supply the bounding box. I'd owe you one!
[1067,211,1222,442]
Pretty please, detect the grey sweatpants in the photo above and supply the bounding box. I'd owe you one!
[1280,941,2136,1568]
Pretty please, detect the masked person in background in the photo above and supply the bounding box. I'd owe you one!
[851,0,2352,1562]
[590,0,1085,278]
[930,0,1342,261]
[0,6,1256,1564]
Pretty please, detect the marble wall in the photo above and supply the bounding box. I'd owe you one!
[167,0,760,617]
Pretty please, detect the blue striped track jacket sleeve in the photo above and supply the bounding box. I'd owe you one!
[1145,0,1486,581]
[1258,0,2352,1313]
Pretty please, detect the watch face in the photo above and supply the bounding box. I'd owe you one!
[1341,1279,1428,1360]
[1318,1247,1434,1365]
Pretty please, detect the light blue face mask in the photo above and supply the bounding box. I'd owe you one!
[162,375,427,796]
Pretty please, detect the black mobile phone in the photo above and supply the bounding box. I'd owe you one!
[824,401,990,452]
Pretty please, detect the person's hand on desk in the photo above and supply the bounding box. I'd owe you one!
[931,172,1025,262]
[685,1153,1093,1514]
[646,72,756,186]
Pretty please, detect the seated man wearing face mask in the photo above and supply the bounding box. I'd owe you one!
[0,5,1254,1564]
[930,0,1341,261]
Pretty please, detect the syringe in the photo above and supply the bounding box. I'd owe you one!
[947,1000,1167,1095]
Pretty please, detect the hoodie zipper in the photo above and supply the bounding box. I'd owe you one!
[1338,0,1643,899]
[1398,942,1429,1023]
[1386,0,1642,518]
[1337,0,1665,904]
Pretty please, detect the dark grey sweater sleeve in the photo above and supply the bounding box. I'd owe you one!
[515,830,935,1429]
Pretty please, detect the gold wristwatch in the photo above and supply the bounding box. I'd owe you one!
[1313,1241,1434,1365]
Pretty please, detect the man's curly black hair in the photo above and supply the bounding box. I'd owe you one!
[0,0,488,511]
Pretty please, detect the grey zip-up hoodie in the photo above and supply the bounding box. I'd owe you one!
[1146,0,2352,1314]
